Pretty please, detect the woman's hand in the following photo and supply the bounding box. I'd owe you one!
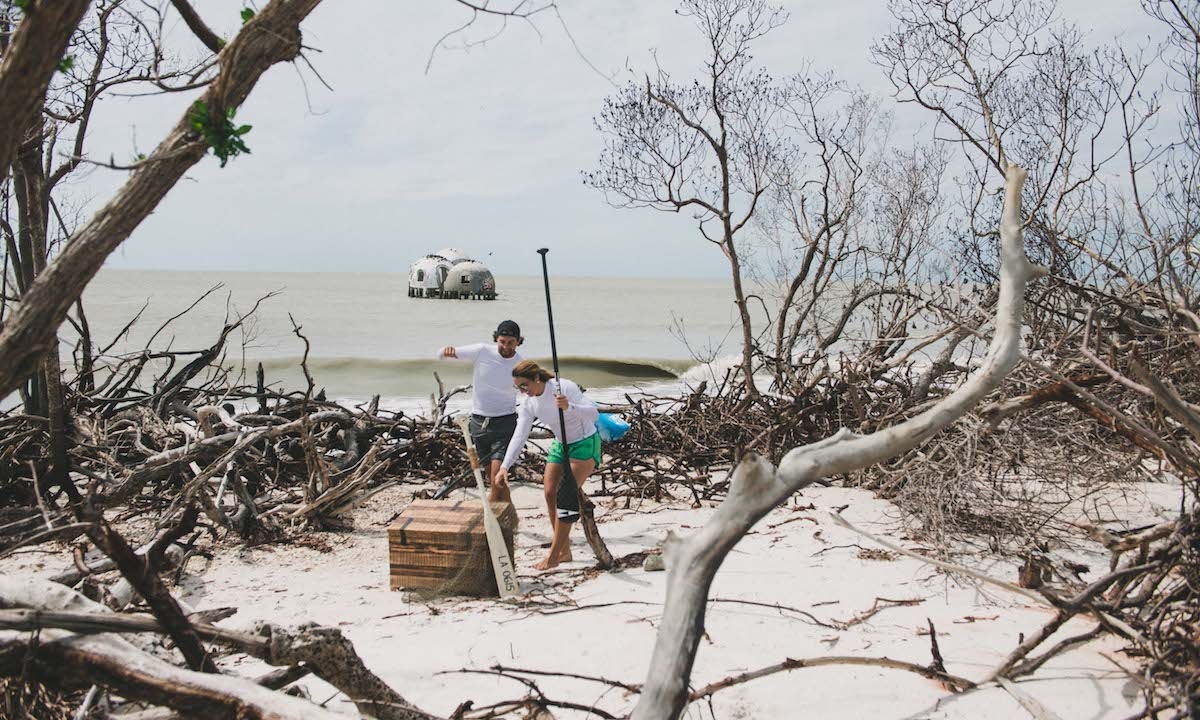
[495,467,510,488]
[440,346,457,358]
[555,393,569,411]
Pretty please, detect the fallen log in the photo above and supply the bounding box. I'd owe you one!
[0,575,443,720]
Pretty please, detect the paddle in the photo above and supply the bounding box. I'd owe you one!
[536,248,581,521]
[536,248,614,567]
[455,415,520,598]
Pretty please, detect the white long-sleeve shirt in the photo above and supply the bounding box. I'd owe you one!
[501,378,599,470]
[436,343,522,417]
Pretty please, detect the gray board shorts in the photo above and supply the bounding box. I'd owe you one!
[469,413,518,464]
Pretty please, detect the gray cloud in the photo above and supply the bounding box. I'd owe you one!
[68,0,1164,278]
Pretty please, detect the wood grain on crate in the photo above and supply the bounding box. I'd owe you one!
[388,499,518,595]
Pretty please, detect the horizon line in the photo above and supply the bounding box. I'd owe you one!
[97,266,735,282]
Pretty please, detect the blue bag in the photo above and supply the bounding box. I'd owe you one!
[596,413,630,442]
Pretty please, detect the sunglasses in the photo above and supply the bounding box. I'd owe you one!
[513,380,532,393]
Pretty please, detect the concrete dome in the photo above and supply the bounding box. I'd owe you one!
[444,261,496,298]
[408,255,450,291]
[434,247,470,265]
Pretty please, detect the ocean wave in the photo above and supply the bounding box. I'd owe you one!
[245,355,697,400]
[255,355,691,379]
[678,353,746,386]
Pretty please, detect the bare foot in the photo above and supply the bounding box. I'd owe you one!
[560,547,573,563]
[534,554,561,571]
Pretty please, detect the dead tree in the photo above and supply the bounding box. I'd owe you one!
[586,0,790,402]
[753,83,955,405]
[0,0,90,186]
[0,574,442,720]
[865,0,1198,544]
[3,0,211,506]
[630,163,1045,720]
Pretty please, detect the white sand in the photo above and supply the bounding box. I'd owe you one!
[97,476,1175,720]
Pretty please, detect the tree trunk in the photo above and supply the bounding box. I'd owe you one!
[74,298,95,394]
[13,125,45,419]
[14,119,73,499]
[0,0,91,186]
[723,236,758,401]
[42,352,71,497]
[0,0,324,401]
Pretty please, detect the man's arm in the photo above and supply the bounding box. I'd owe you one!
[437,343,483,361]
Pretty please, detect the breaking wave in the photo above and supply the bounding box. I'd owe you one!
[246,355,695,400]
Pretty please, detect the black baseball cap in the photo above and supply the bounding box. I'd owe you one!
[495,320,521,338]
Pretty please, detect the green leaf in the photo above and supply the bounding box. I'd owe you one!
[188,101,208,132]
[188,99,253,168]
[14,0,32,11]
[240,7,254,23]
[57,55,75,73]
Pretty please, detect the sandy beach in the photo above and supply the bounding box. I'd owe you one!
[6,474,1180,719]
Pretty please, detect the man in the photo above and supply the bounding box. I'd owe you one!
[437,320,524,503]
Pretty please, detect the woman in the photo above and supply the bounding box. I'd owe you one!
[495,359,601,570]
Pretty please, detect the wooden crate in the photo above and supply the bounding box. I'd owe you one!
[388,499,518,596]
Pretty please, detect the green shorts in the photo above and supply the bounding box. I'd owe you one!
[547,432,602,469]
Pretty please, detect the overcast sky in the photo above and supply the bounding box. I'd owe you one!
[65,0,1166,279]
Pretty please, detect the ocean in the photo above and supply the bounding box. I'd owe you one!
[66,270,752,412]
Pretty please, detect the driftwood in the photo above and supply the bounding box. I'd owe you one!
[0,367,524,559]
[77,503,215,673]
[0,294,558,718]
[0,575,442,720]
[0,628,357,720]
[687,655,976,700]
